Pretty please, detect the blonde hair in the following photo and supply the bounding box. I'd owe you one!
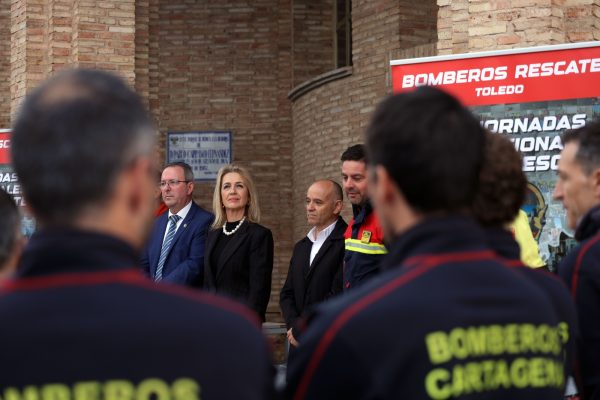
[211,164,261,229]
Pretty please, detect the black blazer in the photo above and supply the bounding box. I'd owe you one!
[204,221,274,321]
[280,217,347,337]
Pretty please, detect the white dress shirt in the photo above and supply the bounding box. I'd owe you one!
[307,219,339,266]
[162,200,192,242]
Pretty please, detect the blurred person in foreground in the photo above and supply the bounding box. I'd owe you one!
[1,69,273,399]
[472,132,578,396]
[284,87,574,400]
[0,188,23,280]
[554,121,600,399]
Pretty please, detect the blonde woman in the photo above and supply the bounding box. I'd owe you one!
[203,164,274,321]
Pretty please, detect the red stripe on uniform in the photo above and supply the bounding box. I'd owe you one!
[0,269,261,327]
[571,234,600,298]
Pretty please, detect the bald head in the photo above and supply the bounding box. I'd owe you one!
[306,180,343,231]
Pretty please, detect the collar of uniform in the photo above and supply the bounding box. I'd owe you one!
[483,227,520,261]
[17,227,139,278]
[381,215,489,270]
[575,204,600,242]
[351,200,372,223]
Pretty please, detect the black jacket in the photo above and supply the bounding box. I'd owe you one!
[286,216,575,400]
[485,226,578,378]
[280,217,347,338]
[559,205,600,399]
[0,228,273,399]
[204,221,274,322]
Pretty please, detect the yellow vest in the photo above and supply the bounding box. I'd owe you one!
[510,210,545,268]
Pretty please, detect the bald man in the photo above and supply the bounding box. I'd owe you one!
[280,180,347,348]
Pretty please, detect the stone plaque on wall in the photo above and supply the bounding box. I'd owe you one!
[166,131,232,181]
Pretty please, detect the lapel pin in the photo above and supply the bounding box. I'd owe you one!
[184,224,187,228]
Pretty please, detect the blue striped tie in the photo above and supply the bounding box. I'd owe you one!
[154,214,181,282]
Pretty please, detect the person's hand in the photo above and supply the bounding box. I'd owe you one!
[287,328,299,347]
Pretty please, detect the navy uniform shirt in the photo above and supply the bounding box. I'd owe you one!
[559,205,600,399]
[0,228,273,400]
[286,216,575,400]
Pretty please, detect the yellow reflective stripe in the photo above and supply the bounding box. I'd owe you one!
[345,238,387,254]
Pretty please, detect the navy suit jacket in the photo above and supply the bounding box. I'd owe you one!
[141,202,213,286]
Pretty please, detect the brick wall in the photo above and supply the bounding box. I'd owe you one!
[0,0,10,128]
[8,0,137,121]
[72,0,136,82]
[292,0,334,87]
[437,0,600,54]
[150,0,293,320]
[291,0,438,243]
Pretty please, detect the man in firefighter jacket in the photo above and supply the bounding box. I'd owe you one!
[340,144,386,290]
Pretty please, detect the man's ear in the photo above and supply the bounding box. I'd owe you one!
[592,168,600,199]
[333,199,343,215]
[374,165,396,206]
[125,156,153,214]
[186,181,195,196]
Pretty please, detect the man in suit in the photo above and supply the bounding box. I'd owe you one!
[3,69,273,398]
[141,161,213,286]
[280,179,346,348]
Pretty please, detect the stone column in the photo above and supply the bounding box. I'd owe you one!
[10,0,137,121]
[437,0,600,55]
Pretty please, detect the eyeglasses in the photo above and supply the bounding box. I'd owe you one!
[159,179,190,188]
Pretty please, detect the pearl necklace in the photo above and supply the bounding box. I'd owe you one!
[223,216,246,236]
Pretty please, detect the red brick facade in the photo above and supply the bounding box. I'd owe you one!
[0,0,598,320]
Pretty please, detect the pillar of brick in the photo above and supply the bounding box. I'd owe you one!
[0,0,10,127]
[10,0,48,118]
[9,0,137,120]
[437,0,600,55]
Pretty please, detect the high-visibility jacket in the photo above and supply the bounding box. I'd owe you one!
[343,201,386,290]
[510,209,545,268]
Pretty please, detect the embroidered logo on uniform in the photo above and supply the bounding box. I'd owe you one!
[361,231,372,243]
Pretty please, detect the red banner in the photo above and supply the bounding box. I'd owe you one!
[0,132,10,164]
[391,43,600,106]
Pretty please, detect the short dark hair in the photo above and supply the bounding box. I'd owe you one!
[341,144,366,163]
[11,69,155,225]
[562,120,600,174]
[164,161,194,182]
[329,180,343,202]
[0,189,19,269]
[366,86,485,213]
[472,133,526,227]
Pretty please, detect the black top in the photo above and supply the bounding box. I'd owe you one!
[559,205,600,399]
[280,216,347,338]
[0,227,274,399]
[204,222,274,322]
[19,227,138,276]
[210,220,244,277]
